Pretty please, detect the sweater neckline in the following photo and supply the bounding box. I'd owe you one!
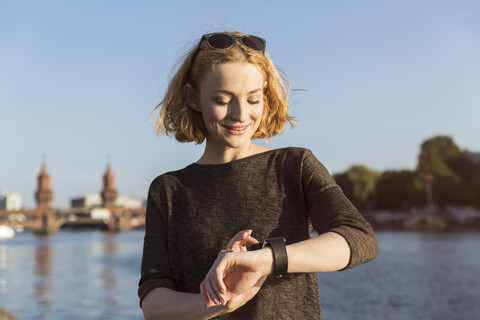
[188,148,285,169]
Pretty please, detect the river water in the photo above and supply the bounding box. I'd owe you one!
[0,230,479,320]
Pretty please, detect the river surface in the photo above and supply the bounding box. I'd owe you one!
[0,230,479,320]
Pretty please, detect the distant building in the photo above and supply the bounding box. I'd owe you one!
[0,190,23,211]
[101,164,118,209]
[71,193,103,208]
[62,164,145,231]
[71,193,144,209]
[35,163,53,208]
[115,194,144,208]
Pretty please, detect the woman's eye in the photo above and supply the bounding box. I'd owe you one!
[248,100,260,104]
[215,100,229,106]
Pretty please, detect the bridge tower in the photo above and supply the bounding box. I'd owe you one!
[101,163,118,209]
[101,162,125,231]
[35,163,53,208]
[34,161,56,234]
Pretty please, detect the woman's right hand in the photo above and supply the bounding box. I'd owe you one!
[227,229,258,252]
[222,230,267,312]
[200,229,267,311]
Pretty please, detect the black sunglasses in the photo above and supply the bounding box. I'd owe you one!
[187,33,266,81]
[201,33,266,52]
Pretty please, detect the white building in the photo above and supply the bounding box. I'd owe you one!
[70,193,144,209]
[71,193,103,208]
[0,190,23,210]
[115,194,144,208]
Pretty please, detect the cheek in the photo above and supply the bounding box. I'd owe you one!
[212,107,227,121]
[202,105,226,124]
[254,102,265,120]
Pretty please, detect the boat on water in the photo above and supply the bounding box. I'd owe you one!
[0,225,15,239]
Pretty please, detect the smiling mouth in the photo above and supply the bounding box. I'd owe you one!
[230,126,246,131]
[224,124,249,134]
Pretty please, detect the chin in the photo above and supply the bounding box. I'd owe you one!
[221,137,252,149]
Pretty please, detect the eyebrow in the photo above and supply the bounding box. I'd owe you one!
[211,88,263,95]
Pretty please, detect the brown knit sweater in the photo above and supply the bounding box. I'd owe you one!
[138,147,378,319]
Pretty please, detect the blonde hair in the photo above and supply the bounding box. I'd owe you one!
[152,31,295,144]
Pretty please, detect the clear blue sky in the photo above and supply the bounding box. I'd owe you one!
[1,0,479,208]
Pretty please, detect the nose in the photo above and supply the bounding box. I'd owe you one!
[229,99,248,123]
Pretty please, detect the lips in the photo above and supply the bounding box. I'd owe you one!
[223,124,249,135]
[230,126,246,131]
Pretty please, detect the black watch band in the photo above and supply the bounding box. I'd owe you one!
[262,237,288,278]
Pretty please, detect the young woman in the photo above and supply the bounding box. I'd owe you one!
[139,31,378,320]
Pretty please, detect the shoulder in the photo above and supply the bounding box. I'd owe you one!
[271,148,336,186]
[271,147,321,166]
[264,147,333,182]
[269,146,311,159]
[148,166,194,193]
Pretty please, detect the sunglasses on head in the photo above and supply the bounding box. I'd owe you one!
[201,32,266,52]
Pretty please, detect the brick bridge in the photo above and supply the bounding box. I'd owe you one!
[0,161,145,234]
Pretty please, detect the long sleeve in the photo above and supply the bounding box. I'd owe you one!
[301,150,378,269]
[138,177,178,307]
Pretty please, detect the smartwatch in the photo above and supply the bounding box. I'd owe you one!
[262,237,288,278]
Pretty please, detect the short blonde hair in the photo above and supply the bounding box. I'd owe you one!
[152,31,295,144]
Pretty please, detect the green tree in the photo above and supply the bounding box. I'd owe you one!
[416,135,461,178]
[414,135,476,207]
[375,170,417,210]
[334,165,380,212]
[445,152,479,181]
[444,152,480,205]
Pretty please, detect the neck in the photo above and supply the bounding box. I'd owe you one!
[196,141,270,165]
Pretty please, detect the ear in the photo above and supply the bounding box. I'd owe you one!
[184,84,201,112]
[263,80,268,91]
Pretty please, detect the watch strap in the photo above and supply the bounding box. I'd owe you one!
[263,237,288,278]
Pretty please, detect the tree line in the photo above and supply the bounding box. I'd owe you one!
[333,135,480,212]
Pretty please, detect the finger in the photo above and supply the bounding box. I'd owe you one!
[204,254,230,305]
[209,254,230,302]
[227,229,251,250]
[200,281,212,306]
[202,263,222,306]
[244,235,259,245]
[227,230,258,252]
[213,257,228,296]
[201,281,220,307]
[236,235,258,252]
[203,278,222,306]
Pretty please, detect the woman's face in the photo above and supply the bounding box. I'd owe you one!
[194,62,265,152]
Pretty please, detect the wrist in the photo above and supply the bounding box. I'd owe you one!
[259,247,275,276]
